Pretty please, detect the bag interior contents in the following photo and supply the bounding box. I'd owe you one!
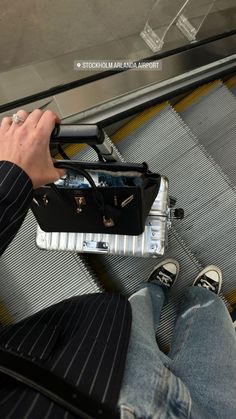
[55,169,144,189]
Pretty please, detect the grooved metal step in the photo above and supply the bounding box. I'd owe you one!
[226,75,236,97]
[0,211,102,322]
[177,81,236,185]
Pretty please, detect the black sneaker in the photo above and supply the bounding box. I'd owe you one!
[147,258,180,289]
[193,265,222,295]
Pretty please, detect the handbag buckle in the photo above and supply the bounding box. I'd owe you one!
[103,217,115,228]
[74,196,86,213]
[121,194,134,208]
[42,194,49,206]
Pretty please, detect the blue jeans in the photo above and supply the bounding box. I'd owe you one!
[118,284,236,418]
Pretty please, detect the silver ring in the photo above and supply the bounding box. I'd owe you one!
[12,113,24,124]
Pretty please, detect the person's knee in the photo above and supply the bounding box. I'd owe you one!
[183,286,222,307]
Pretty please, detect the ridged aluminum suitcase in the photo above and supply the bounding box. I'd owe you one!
[35,127,183,257]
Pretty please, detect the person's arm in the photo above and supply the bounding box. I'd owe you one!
[0,109,64,256]
[0,161,33,255]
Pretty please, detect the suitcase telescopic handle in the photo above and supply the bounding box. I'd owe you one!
[50,124,105,145]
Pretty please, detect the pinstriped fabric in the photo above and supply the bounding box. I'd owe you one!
[88,294,123,395]
[51,295,102,371]
[0,161,33,256]
[0,294,131,418]
[0,389,17,406]
[7,390,28,418]
[22,394,40,419]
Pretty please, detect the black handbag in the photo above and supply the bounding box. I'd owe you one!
[31,125,161,236]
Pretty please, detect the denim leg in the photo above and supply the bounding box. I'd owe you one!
[142,282,167,331]
[118,284,192,419]
[168,286,236,418]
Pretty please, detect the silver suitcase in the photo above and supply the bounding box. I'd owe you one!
[36,130,183,257]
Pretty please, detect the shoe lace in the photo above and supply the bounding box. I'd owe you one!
[199,278,216,292]
[157,271,172,285]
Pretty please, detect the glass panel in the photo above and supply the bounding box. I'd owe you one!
[0,0,235,107]
[176,0,216,41]
[140,0,190,52]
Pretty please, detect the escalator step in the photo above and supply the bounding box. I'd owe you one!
[0,211,102,322]
[176,80,236,185]
[226,75,236,97]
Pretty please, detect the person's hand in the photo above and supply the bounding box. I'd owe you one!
[0,109,65,189]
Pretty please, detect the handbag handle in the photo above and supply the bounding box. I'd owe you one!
[54,162,104,210]
[51,125,105,162]
[51,125,105,145]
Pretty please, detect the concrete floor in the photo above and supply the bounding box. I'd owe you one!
[0,0,156,72]
[0,0,235,106]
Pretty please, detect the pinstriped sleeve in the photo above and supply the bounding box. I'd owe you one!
[0,160,33,256]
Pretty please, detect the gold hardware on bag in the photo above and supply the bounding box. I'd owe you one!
[74,196,86,214]
[33,198,40,207]
[103,217,115,228]
[42,195,49,206]
[121,194,134,208]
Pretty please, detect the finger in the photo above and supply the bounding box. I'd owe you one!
[52,161,66,178]
[0,116,12,132]
[9,109,29,131]
[45,168,66,186]
[57,168,66,178]
[24,109,44,127]
[16,109,29,122]
[36,110,60,138]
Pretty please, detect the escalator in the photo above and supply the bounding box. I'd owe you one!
[0,32,235,351]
